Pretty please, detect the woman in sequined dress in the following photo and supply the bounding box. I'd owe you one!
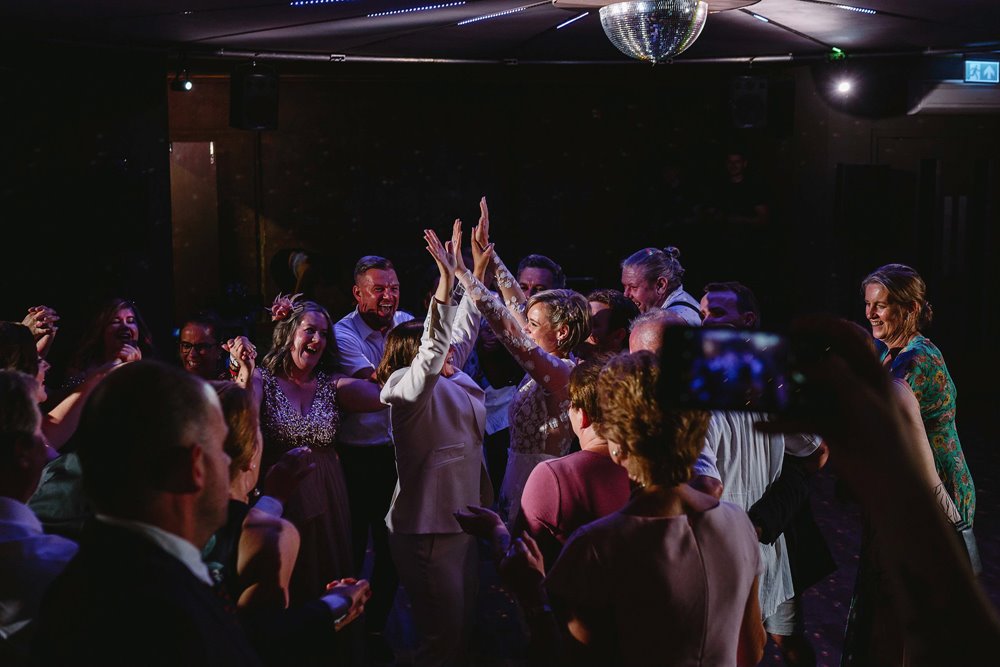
[455,197,591,523]
[228,298,383,605]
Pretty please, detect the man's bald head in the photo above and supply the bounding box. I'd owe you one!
[628,309,687,354]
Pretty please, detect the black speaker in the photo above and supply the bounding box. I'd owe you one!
[730,75,768,129]
[230,63,278,131]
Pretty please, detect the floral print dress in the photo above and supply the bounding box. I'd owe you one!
[883,334,975,525]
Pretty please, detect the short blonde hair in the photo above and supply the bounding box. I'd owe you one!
[526,289,591,354]
[596,351,709,487]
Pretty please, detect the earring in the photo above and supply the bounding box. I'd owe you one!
[611,447,623,458]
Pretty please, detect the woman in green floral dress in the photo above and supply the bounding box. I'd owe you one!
[862,263,975,524]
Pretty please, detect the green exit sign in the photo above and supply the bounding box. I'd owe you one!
[965,60,999,83]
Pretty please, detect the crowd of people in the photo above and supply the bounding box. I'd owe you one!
[0,195,995,667]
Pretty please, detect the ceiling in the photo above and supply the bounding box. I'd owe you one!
[5,0,1000,64]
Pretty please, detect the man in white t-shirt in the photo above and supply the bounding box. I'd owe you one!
[692,281,827,666]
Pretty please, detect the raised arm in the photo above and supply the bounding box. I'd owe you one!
[43,360,121,450]
[448,219,481,370]
[474,196,529,326]
[379,228,458,407]
[224,336,262,406]
[22,305,60,358]
[455,270,573,394]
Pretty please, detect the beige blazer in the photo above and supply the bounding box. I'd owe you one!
[382,296,491,534]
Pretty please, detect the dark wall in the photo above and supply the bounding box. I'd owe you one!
[169,64,795,317]
[168,62,1000,398]
[2,50,994,399]
[0,44,173,379]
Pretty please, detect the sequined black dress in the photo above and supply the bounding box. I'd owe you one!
[260,368,354,605]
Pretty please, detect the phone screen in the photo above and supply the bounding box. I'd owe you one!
[659,327,799,413]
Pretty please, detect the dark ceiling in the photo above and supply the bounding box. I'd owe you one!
[4,0,1000,64]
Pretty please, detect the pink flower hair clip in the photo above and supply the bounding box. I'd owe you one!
[268,292,303,322]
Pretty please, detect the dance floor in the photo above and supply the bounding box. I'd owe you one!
[377,401,998,667]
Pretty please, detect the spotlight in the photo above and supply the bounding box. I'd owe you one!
[836,79,852,94]
[171,69,193,92]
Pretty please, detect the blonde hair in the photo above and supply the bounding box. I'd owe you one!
[525,289,591,354]
[621,246,686,293]
[862,263,933,333]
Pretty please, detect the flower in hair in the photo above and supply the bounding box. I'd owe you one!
[269,293,303,322]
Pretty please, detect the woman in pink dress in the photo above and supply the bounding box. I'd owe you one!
[504,352,766,667]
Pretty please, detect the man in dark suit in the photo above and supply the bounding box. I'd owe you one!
[31,361,262,666]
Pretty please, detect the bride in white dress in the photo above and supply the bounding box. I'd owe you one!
[454,197,591,523]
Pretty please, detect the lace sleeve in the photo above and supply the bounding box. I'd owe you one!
[492,255,528,327]
[457,270,572,395]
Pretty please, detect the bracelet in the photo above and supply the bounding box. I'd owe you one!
[229,359,241,376]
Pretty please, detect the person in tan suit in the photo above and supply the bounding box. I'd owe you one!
[377,223,492,667]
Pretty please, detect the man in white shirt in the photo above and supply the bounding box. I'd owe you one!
[693,282,827,666]
[333,255,412,651]
[0,371,78,653]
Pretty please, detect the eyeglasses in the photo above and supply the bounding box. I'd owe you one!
[179,341,216,353]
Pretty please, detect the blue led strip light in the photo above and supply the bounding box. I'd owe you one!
[290,0,354,5]
[367,2,466,18]
[457,5,528,26]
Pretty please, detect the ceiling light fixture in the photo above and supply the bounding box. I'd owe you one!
[599,0,708,63]
[557,11,589,29]
[290,0,354,6]
[833,3,876,15]
[457,5,529,26]
[367,2,465,18]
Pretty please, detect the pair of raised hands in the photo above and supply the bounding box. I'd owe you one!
[424,196,496,283]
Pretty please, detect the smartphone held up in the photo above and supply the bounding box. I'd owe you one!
[658,327,807,414]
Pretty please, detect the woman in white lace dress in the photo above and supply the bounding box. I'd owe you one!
[455,198,591,523]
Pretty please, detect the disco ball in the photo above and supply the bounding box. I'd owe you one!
[599,0,709,63]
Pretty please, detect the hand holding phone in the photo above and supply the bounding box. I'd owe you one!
[658,327,802,413]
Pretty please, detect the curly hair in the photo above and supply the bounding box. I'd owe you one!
[525,289,591,354]
[260,300,337,378]
[596,351,709,487]
[621,246,687,293]
[861,263,933,332]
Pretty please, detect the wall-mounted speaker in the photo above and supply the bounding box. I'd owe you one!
[230,63,278,131]
[730,75,768,129]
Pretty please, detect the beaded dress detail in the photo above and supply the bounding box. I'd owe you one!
[258,367,354,606]
[260,368,339,462]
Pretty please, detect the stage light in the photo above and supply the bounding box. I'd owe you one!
[836,79,852,94]
[171,70,193,92]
